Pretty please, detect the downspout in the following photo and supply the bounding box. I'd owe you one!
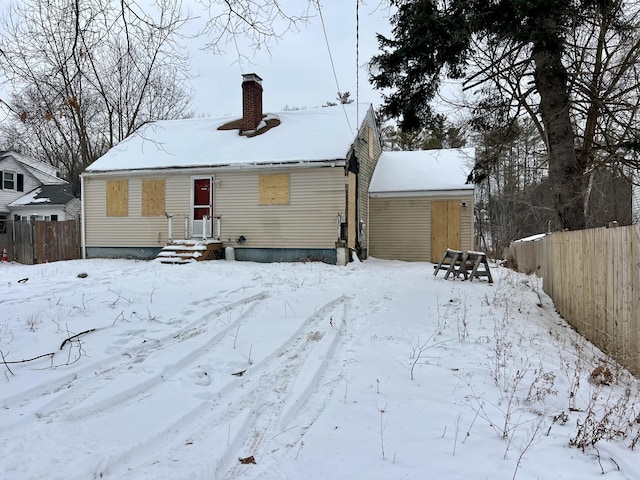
[366,192,370,257]
[80,174,86,259]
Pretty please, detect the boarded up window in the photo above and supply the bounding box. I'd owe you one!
[142,179,165,216]
[106,180,128,216]
[259,174,289,205]
[368,126,375,159]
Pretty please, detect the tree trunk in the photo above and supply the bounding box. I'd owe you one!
[533,50,586,230]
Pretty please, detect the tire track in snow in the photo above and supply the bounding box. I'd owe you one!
[93,295,350,480]
[216,296,351,479]
[1,292,268,430]
[62,299,264,422]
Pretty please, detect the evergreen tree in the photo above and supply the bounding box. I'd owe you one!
[370,0,616,230]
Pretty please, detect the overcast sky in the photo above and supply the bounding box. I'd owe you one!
[185,1,394,116]
[0,1,393,122]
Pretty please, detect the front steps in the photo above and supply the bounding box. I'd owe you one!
[156,240,224,264]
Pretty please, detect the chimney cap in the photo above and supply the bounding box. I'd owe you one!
[242,73,263,84]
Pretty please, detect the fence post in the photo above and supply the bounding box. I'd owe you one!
[32,220,36,264]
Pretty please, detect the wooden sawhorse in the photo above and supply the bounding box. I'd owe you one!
[433,249,466,280]
[463,251,493,283]
[434,249,493,283]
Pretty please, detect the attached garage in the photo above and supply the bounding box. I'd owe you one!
[368,148,475,262]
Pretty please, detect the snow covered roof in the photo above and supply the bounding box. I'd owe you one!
[0,151,65,184]
[369,148,475,195]
[8,184,77,207]
[86,103,372,173]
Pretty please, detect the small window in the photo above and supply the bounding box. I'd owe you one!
[4,172,14,190]
[368,126,375,159]
[0,214,6,234]
[17,174,24,192]
[51,215,58,221]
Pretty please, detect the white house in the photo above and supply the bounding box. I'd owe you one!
[0,151,67,233]
[81,74,382,264]
[8,184,81,221]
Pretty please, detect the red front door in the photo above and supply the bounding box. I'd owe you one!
[192,177,213,237]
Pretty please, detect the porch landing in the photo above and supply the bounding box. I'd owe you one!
[155,240,223,264]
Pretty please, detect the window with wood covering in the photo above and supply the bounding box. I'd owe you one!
[106,180,128,216]
[142,179,165,216]
[368,125,375,159]
[258,173,289,205]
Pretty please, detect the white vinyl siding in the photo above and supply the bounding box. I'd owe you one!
[216,168,344,248]
[84,167,345,249]
[353,108,382,250]
[369,194,474,262]
[0,157,44,213]
[85,175,191,247]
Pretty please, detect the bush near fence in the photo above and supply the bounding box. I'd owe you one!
[507,225,640,376]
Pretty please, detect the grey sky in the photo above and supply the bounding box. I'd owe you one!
[0,1,393,121]
[185,1,393,116]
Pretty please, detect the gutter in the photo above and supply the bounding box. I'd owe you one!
[369,188,474,198]
[83,159,347,178]
[80,174,86,259]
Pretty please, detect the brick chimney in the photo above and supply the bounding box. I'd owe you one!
[241,73,263,133]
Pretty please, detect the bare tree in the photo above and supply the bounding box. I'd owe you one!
[462,0,640,243]
[0,0,192,182]
[195,0,311,53]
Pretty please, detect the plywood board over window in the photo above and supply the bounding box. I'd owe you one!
[142,179,165,216]
[259,173,289,205]
[106,180,128,216]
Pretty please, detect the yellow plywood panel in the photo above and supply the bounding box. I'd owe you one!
[106,180,128,217]
[259,174,289,205]
[142,179,165,216]
[431,200,460,262]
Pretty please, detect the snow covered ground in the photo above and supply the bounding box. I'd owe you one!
[1,258,639,479]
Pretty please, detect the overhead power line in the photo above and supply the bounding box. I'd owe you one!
[315,0,354,135]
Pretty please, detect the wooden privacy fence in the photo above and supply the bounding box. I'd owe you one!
[0,219,80,265]
[508,225,640,376]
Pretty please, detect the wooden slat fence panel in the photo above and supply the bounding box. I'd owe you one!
[35,220,79,263]
[1,220,80,265]
[508,225,640,376]
[13,221,35,265]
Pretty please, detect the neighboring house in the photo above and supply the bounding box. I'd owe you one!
[0,151,66,233]
[8,184,81,221]
[368,148,475,262]
[81,74,382,264]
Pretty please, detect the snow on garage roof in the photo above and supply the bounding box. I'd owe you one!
[85,103,372,173]
[369,148,475,195]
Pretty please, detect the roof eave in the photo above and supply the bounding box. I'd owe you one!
[83,159,347,177]
[369,188,474,198]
